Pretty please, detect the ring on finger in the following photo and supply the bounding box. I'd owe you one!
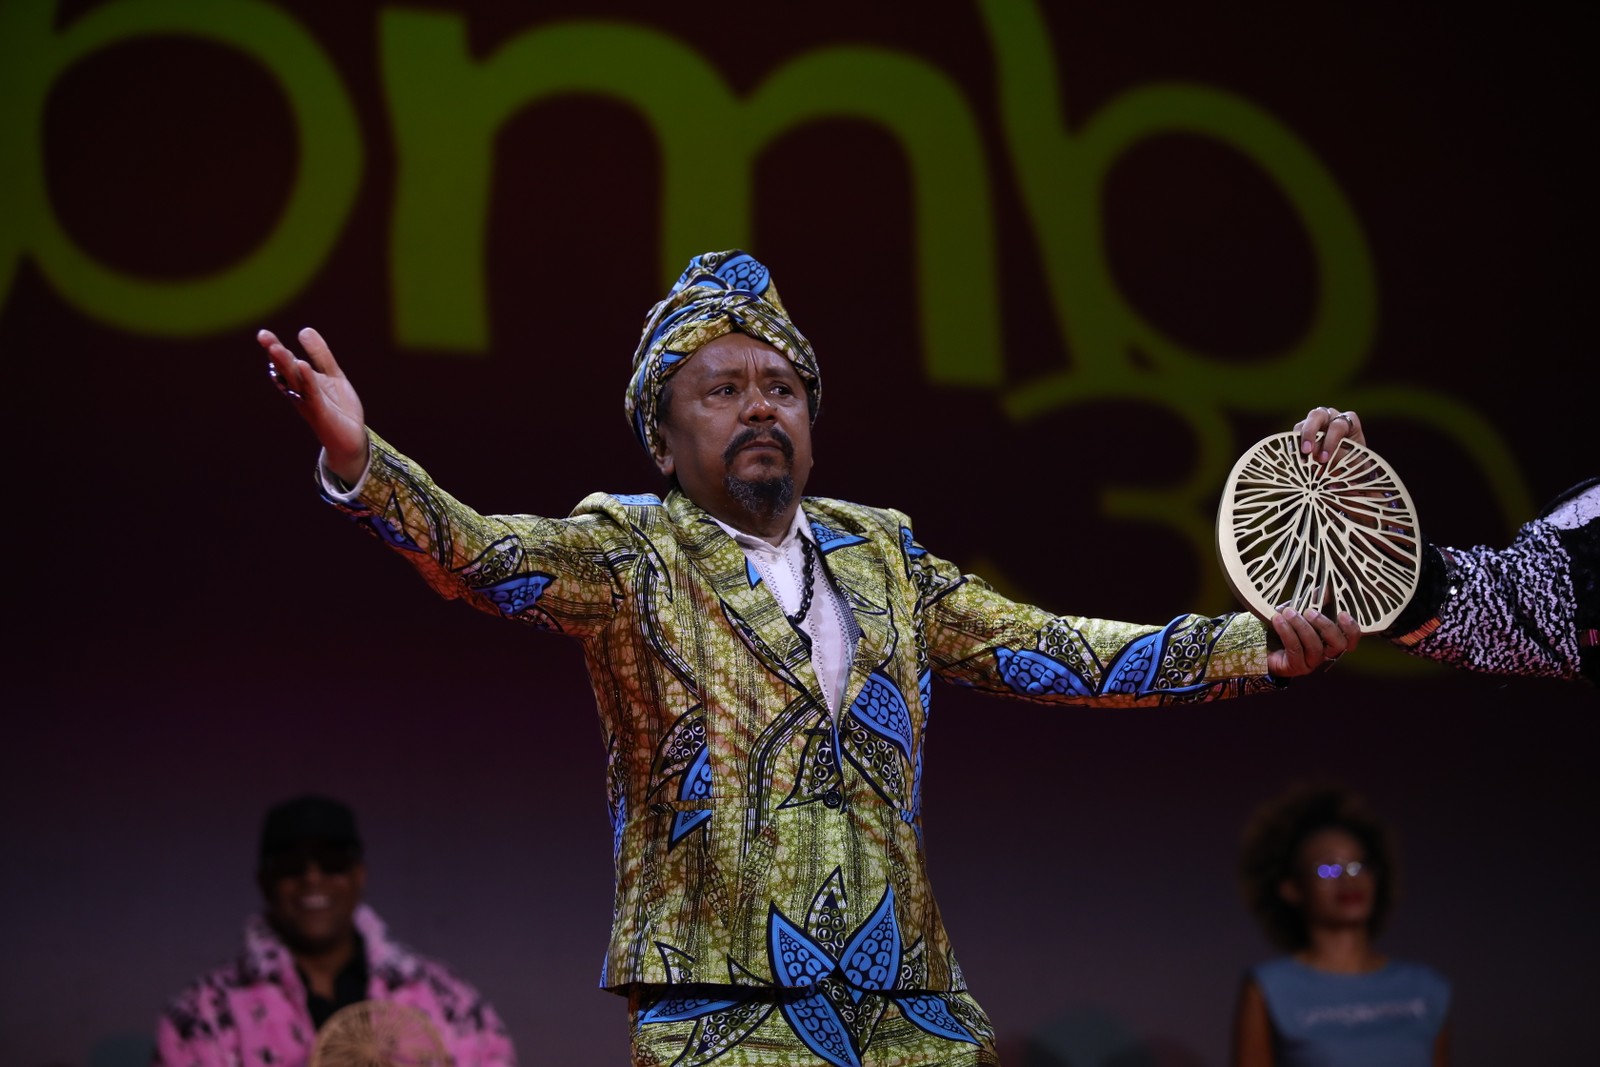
[267,361,304,402]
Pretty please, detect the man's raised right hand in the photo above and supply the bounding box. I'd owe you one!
[258,327,369,486]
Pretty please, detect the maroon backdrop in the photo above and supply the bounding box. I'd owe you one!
[4,2,1596,1065]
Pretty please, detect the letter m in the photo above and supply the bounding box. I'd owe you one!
[383,13,1002,385]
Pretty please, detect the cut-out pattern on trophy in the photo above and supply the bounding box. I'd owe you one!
[311,1002,449,1067]
[1218,432,1422,634]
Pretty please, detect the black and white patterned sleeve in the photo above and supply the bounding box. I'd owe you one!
[1385,478,1599,682]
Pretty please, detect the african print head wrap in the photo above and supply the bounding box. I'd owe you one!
[625,250,820,455]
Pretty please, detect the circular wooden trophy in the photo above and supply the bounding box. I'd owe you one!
[1217,432,1422,634]
[310,1002,449,1067]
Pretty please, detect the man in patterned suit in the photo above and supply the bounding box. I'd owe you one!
[259,251,1361,1066]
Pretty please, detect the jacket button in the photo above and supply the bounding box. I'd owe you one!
[822,789,843,809]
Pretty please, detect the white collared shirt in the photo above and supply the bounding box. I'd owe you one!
[711,510,860,716]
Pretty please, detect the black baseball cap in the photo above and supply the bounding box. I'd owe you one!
[258,795,363,860]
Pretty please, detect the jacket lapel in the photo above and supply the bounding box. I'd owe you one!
[805,508,896,713]
[666,492,826,705]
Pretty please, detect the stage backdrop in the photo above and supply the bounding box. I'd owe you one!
[3,1,1595,1064]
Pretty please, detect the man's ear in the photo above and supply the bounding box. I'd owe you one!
[1278,876,1303,907]
[652,437,675,477]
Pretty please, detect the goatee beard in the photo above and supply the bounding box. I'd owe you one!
[722,425,797,519]
[726,473,795,518]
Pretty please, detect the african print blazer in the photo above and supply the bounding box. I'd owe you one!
[328,433,1281,996]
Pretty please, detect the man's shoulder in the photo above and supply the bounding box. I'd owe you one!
[802,496,911,535]
[401,950,490,1002]
[802,498,925,564]
[369,940,499,1022]
[160,950,273,1027]
[360,910,490,1008]
[568,491,669,523]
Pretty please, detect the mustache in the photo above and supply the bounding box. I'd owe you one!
[723,426,795,465]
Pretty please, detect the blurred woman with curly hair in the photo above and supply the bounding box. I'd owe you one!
[1231,783,1450,1067]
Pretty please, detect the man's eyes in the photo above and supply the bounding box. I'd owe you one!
[707,383,796,397]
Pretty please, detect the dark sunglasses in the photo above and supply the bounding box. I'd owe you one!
[261,843,361,879]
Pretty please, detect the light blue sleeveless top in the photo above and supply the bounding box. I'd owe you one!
[1252,957,1451,1067]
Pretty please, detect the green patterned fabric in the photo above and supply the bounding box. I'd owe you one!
[627,984,1001,1066]
[325,432,1281,1061]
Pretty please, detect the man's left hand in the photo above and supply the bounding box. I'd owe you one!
[1266,607,1361,677]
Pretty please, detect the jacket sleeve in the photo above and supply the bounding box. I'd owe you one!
[895,515,1283,706]
[1385,478,1599,681]
[322,431,628,638]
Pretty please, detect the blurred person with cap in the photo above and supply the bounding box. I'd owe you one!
[153,795,516,1066]
[258,250,1362,1065]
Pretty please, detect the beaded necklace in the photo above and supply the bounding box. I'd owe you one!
[787,537,818,628]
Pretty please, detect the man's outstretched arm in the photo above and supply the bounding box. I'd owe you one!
[916,552,1356,705]
[904,405,1369,703]
[256,326,623,636]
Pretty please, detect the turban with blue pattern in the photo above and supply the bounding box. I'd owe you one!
[626,250,819,455]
